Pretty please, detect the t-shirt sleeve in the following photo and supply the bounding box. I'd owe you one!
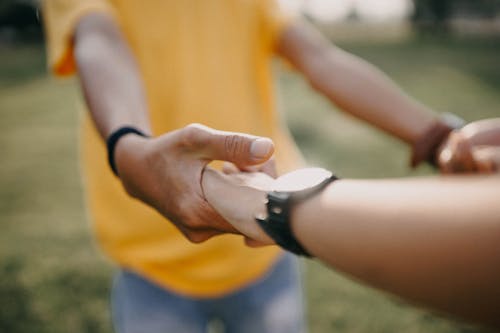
[258,0,297,52]
[41,0,115,76]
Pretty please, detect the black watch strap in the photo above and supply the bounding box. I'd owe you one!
[256,174,337,257]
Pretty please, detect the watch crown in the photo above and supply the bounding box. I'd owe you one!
[271,206,282,215]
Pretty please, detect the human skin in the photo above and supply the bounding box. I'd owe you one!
[277,22,500,173]
[202,168,500,328]
[439,118,500,173]
[74,13,275,242]
[276,21,437,145]
[74,12,473,243]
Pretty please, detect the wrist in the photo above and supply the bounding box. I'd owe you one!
[107,126,150,176]
[410,113,465,168]
[113,133,157,203]
[255,168,337,256]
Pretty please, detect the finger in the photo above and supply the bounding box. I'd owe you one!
[437,130,458,174]
[472,146,500,173]
[178,225,223,243]
[438,132,477,173]
[258,157,278,178]
[461,119,500,146]
[222,162,240,174]
[178,202,239,240]
[475,158,496,173]
[238,157,278,178]
[244,236,272,247]
[180,124,274,166]
[451,136,477,173]
[438,144,454,174]
[438,131,463,174]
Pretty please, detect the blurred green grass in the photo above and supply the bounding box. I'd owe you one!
[1,35,499,332]
[0,44,112,333]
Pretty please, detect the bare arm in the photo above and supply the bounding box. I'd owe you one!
[278,23,500,173]
[75,13,151,139]
[276,21,437,145]
[74,13,275,242]
[294,175,500,327]
[202,169,500,327]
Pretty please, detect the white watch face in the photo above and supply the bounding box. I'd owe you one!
[272,167,332,192]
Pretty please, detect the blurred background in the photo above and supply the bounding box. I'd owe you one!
[1,0,499,332]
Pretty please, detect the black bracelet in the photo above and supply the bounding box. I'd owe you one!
[106,126,149,176]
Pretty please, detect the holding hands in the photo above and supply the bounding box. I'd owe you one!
[438,118,500,173]
[203,165,336,250]
[113,117,500,246]
[113,123,275,243]
[200,121,500,329]
[202,166,275,245]
[201,117,500,248]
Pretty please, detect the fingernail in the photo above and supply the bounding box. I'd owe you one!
[250,138,273,159]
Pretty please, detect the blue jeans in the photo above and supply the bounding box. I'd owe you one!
[111,254,305,333]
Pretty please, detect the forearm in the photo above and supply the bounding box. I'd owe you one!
[73,14,277,242]
[74,13,155,201]
[310,49,435,143]
[293,175,500,325]
[74,13,151,139]
[278,23,436,144]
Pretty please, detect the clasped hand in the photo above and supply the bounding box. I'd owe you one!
[201,118,500,247]
[439,118,500,173]
[113,123,275,243]
[113,118,500,246]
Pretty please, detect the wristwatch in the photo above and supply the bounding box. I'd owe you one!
[255,168,338,257]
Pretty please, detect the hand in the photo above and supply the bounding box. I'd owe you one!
[201,167,276,245]
[437,118,500,173]
[218,159,279,246]
[113,123,275,243]
[221,157,278,178]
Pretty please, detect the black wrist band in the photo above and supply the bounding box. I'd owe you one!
[256,172,337,257]
[106,126,149,176]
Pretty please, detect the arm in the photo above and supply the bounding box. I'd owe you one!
[277,23,500,174]
[74,13,275,242]
[294,175,500,327]
[276,22,444,160]
[202,169,500,327]
[75,13,151,139]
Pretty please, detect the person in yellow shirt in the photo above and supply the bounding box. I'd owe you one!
[42,0,467,332]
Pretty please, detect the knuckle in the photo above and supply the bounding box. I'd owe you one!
[184,217,204,230]
[184,123,205,132]
[181,123,208,149]
[184,230,210,243]
[224,135,247,160]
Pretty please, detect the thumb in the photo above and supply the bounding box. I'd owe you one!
[182,124,274,166]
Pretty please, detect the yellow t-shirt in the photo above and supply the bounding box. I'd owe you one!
[42,0,304,297]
